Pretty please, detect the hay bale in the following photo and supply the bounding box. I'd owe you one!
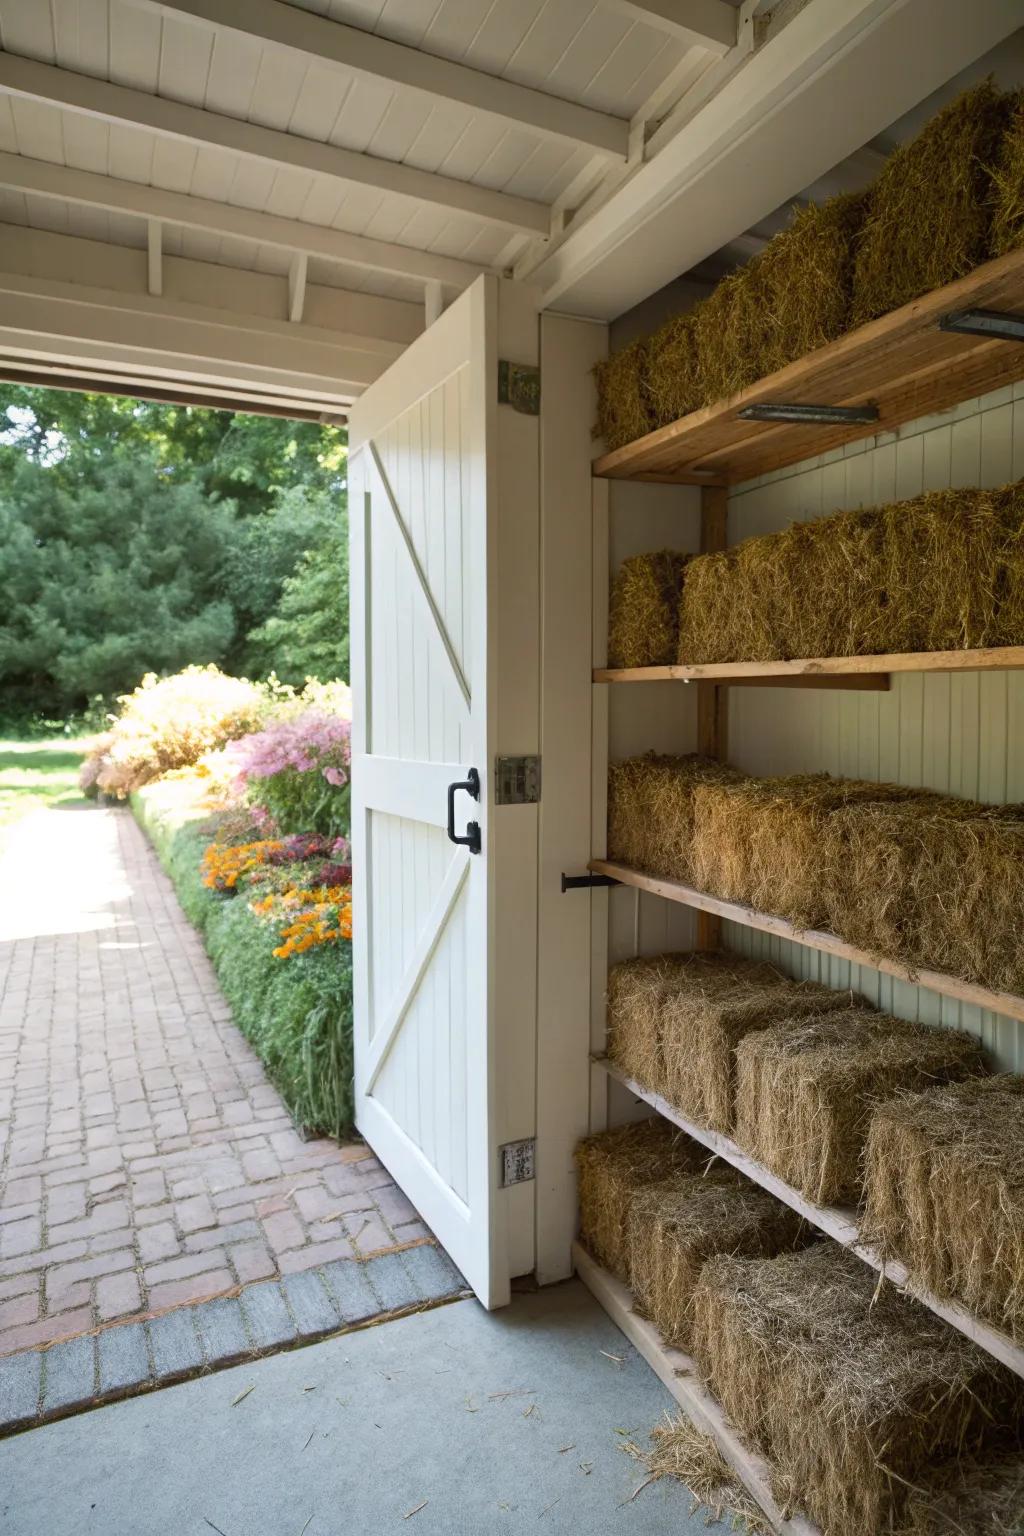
[574,1118,707,1280]
[691,1244,1024,1536]
[606,952,696,1092]
[733,1009,984,1205]
[896,1452,1024,1536]
[677,485,1024,667]
[607,753,746,882]
[992,92,1024,257]
[863,1075,1024,1342]
[644,312,702,429]
[628,1169,805,1349]
[692,268,768,406]
[736,193,866,377]
[661,967,855,1134]
[688,771,923,925]
[593,339,653,451]
[852,80,1009,326]
[828,798,1024,993]
[608,550,689,669]
[677,507,888,665]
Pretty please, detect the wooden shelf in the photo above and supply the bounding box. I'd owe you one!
[572,1241,820,1536]
[592,247,1024,486]
[589,859,1024,1025]
[594,644,1024,687]
[595,1057,1024,1382]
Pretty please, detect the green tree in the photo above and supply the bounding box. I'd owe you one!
[0,453,237,714]
[247,510,349,686]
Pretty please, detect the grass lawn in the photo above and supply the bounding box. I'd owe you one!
[0,738,90,852]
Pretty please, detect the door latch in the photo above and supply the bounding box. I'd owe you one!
[447,768,481,854]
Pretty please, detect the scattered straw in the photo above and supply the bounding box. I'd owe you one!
[733,1008,984,1205]
[691,1245,1024,1536]
[863,1075,1024,1342]
[627,1170,805,1349]
[574,1119,708,1280]
[624,1411,770,1534]
[896,1451,1024,1536]
[593,340,653,451]
[852,79,1009,325]
[608,550,689,669]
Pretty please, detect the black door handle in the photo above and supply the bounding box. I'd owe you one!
[447,768,481,854]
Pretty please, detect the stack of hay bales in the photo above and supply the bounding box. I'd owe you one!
[606,754,743,882]
[864,1075,1024,1340]
[691,1244,1024,1536]
[607,756,1024,996]
[594,83,1017,452]
[574,1118,706,1279]
[674,484,1024,668]
[627,1172,805,1349]
[607,550,689,669]
[734,1010,984,1205]
[852,79,1009,326]
[605,949,854,1131]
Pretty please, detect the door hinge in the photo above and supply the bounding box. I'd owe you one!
[495,755,540,805]
[501,1139,535,1187]
[497,359,540,416]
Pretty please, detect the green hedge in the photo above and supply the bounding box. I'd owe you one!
[132,785,354,1137]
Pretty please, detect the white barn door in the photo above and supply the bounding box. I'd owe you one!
[348,276,539,1310]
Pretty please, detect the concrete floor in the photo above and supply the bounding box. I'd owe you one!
[0,1281,723,1536]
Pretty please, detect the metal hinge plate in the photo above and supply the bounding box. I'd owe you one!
[497,359,540,415]
[495,755,541,805]
[501,1139,535,1187]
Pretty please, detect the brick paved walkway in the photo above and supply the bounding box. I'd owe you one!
[0,803,425,1361]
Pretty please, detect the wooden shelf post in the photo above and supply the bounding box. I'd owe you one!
[696,484,728,950]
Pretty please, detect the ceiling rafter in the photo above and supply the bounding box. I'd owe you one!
[0,151,487,292]
[0,54,552,239]
[603,0,737,52]
[136,0,630,159]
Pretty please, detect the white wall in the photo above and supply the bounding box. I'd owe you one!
[723,381,1024,1072]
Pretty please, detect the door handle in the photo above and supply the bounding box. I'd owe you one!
[447,768,481,854]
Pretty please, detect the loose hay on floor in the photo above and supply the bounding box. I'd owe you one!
[852,80,1009,325]
[896,1451,1024,1536]
[625,1412,770,1535]
[592,338,653,451]
[661,967,855,1134]
[691,1245,1024,1536]
[608,550,689,669]
[733,1009,984,1205]
[827,797,1024,993]
[607,754,746,883]
[574,1119,708,1280]
[863,1075,1024,1342]
[627,1169,805,1349]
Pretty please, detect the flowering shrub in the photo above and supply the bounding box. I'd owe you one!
[226,708,351,838]
[201,838,284,891]
[80,666,270,798]
[250,885,352,958]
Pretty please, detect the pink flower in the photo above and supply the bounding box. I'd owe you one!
[323,766,347,787]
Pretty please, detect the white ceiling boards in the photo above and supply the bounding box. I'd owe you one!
[0,0,1019,406]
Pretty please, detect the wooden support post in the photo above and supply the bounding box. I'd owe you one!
[697,484,728,950]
